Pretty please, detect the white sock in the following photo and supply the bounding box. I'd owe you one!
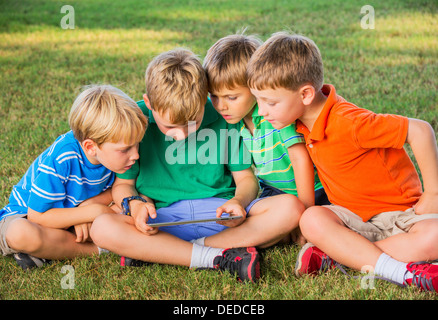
[374,253,412,285]
[189,243,224,269]
[190,237,206,246]
[98,247,109,255]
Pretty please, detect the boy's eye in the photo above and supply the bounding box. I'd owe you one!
[228,96,237,101]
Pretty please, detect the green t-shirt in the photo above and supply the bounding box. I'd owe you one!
[117,99,252,209]
[239,105,323,195]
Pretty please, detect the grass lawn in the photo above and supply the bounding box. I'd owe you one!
[0,0,437,302]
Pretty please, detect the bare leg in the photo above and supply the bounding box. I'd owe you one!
[90,213,193,266]
[5,218,97,259]
[299,206,382,270]
[205,194,304,249]
[374,218,438,262]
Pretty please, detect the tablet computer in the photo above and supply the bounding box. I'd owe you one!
[147,215,243,227]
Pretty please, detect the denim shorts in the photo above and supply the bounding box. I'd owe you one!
[147,197,263,242]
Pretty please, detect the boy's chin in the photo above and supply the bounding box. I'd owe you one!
[222,117,239,124]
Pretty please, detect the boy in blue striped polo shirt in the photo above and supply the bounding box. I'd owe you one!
[204,33,329,244]
[0,85,147,270]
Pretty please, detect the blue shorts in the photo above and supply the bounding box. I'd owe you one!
[147,197,262,241]
[259,183,330,206]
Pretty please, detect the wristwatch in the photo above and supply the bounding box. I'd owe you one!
[121,196,148,216]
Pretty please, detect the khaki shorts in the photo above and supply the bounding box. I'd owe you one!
[324,205,438,242]
[0,214,27,256]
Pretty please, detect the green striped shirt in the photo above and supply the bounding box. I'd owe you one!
[240,105,323,196]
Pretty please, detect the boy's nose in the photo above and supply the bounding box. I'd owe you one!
[217,99,228,111]
[257,103,268,117]
[130,149,140,161]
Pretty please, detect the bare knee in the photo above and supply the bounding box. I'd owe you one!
[90,213,121,248]
[299,206,340,242]
[5,218,44,253]
[413,221,438,260]
[255,194,305,232]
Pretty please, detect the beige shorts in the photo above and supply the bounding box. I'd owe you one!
[324,205,438,242]
[0,214,27,256]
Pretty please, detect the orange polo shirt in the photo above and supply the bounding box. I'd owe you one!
[296,84,422,221]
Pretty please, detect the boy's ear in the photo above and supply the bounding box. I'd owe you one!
[81,139,98,156]
[143,94,152,110]
[300,85,316,106]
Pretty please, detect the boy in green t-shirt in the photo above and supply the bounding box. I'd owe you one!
[91,48,304,282]
[203,33,329,244]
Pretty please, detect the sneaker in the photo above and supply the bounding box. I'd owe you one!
[405,262,438,292]
[295,243,336,277]
[213,247,260,282]
[13,252,51,271]
[120,256,149,267]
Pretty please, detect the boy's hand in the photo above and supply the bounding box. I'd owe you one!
[216,198,246,227]
[74,223,93,243]
[130,200,158,235]
[414,191,438,215]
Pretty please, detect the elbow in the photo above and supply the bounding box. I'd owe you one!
[407,119,435,144]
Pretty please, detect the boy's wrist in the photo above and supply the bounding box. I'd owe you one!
[121,196,147,216]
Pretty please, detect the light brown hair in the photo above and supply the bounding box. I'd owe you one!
[69,84,148,146]
[145,48,208,124]
[203,33,262,93]
[247,32,324,91]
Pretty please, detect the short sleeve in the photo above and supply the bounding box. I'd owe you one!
[353,112,408,150]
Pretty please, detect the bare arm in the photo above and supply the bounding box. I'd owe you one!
[111,177,157,234]
[27,202,115,229]
[288,143,315,208]
[406,118,438,214]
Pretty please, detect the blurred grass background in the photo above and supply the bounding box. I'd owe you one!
[0,0,436,300]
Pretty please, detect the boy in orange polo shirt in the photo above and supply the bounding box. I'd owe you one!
[247,31,438,292]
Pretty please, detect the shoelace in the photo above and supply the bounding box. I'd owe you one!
[408,263,435,292]
[319,255,405,287]
[319,255,335,272]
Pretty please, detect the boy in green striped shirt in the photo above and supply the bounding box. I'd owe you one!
[204,33,328,243]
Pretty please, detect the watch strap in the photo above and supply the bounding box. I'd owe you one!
[121,196,147,216]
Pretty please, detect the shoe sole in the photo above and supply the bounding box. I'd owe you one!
[294,242,314,277]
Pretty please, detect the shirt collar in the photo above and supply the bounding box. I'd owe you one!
[296,84,339,141]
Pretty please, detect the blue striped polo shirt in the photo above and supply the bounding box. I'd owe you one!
[0,131,114,220]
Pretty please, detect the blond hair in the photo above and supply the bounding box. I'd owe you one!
[203,33,262,93]
[145,48,208,124]
[247,32,324,91]
[69,84,148,146]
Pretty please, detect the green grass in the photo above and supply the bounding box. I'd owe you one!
[0,0,437,301]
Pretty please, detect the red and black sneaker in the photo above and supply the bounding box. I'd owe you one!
[295,243,337,277]
[120,256,150,267]
[405,262,438,292]
[213,247,260,282]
